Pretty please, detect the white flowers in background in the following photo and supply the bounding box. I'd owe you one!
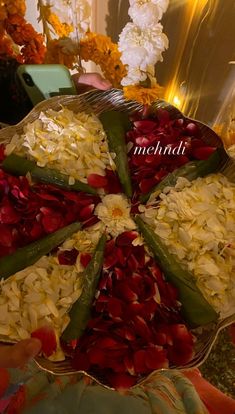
[95,194,136,237]
[72,0,91,40]
[118,0,169,86]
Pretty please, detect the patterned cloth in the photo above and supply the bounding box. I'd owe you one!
[0,363,209,414]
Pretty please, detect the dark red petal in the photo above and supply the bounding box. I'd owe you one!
[132,316,153,341]
[134,120,157,133]
[41,213,63,233]
[116,231,139,246]
[0,225,13,247]
[107,297,123,318]
[145,346,169,370]
[168,343,194,366]
[133,350,147,374]
[0,145,6,162]
[72,351,90,371]
[87,174,108,188]
[124,355,135,375]
[88,348,106,365]
[58,248,79,266]
[80,252,92,268]
[0,203,20,224]
[31,326,56,357]
[78,204,95,221]
[139,178,158,193]
[192,146,216,160]
[170,324,194,344]
[114,281,138,302]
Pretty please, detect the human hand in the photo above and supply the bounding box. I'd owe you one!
[72,72,112,93]
[0,338,41,368]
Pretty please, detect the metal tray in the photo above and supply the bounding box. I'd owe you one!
[0,88,234,389]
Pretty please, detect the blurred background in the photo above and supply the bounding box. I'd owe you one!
[17,0,235,135]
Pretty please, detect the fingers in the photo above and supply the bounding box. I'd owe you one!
[0,338,42,368]
[73,73,112,91]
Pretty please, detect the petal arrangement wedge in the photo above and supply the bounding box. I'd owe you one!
[0,104,234,389]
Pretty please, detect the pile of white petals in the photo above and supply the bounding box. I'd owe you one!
[118,0,169,86]
[143,174,235,318]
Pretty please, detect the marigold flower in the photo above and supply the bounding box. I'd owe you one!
[80,32,127,88]
[123,84,165,105]
[5,14,46,63]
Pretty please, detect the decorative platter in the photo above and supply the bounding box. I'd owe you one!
[0,89,234,390]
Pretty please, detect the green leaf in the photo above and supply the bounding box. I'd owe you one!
[62,234,106,341]
[135,216,218,327]
[0,222,81,280]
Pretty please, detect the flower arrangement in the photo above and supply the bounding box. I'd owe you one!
[118,0,169,104]
[0,94,231,388]
[0,0,46,63]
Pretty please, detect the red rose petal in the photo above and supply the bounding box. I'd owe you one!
[107,297,123,318]
[0,145,6,162]
[168,342,194,366]
[134,120,157,133]
[145,346,169,370]
[191,146,216,160]
[72,351,90,371]
[116,231,139,246]
[78,204,95,221]
[133,350,147,374]
[31,326,56,357]
[0,368,10,398]
[80,252,92,268]
[170,324,194,344]
[88,348,106,365]
[87,174,108,188]
[58,248,79,265]
[0,224,13,247]
[41,213,63,233]
[0,202,20,224]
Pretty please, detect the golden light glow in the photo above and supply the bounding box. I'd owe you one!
[164,0,210,114]
[173,95,181,108]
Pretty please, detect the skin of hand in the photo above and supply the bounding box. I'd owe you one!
[0,338,42,368]
[72,72,112,93]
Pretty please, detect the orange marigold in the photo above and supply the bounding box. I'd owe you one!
[45,38,79,69]
[0,32,22,61]
[123,84,165,105]
[0,0,26,18]
[5,14,46,63]
[80,32,127,88]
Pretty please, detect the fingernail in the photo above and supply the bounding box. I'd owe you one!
[26,339,42,357]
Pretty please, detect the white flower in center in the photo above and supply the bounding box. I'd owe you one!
[95,194,136,237]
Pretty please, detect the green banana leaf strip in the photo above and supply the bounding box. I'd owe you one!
[99,111,132,198]
[140,147,227,203]
[0,222,81,280]
[2,153,97,195]
[62,233,106,342]
[135,216,218,328]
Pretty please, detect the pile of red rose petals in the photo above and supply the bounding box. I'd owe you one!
[71,231,195,389]
[127,109,216,196]
[0,168,100,257]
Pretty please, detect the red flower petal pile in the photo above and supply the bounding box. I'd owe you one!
[70,232,195,389]
[127,109,216,196]
[0,168,100,257]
